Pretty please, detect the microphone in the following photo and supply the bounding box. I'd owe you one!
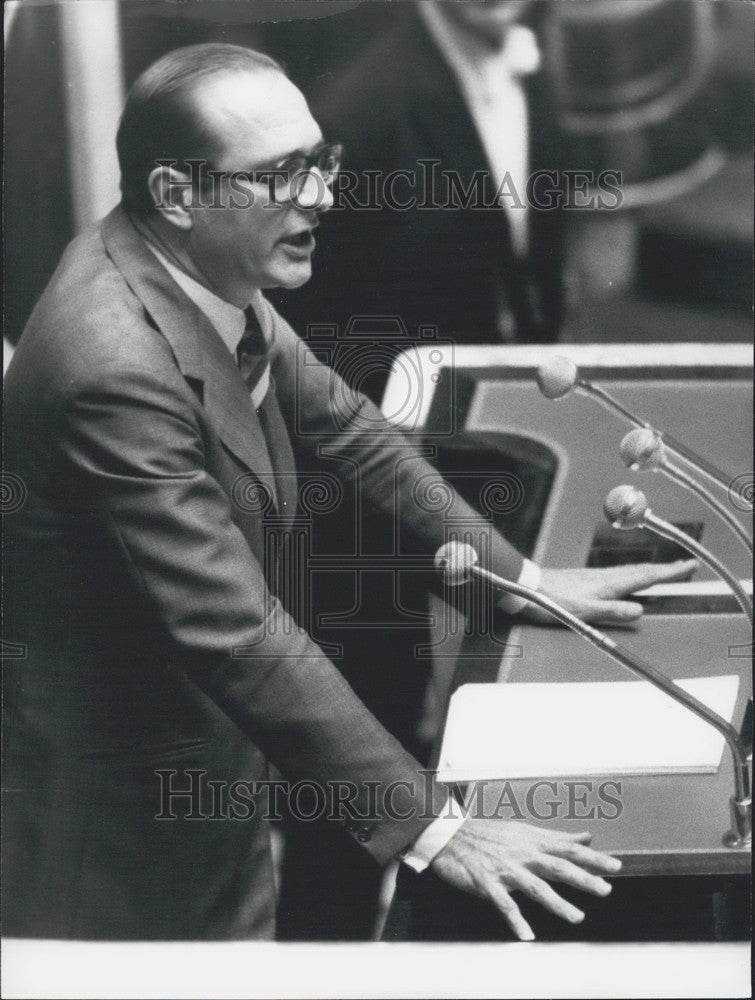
[535,356,579,400]
[434,540,479,586]
[620,428,752,555]
[604,485,753,625]
[536,356,734,491]
[434,541,752,848]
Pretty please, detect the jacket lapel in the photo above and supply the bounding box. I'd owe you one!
[101,208,280,504]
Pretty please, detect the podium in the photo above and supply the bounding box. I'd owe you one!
[382,343,752,941]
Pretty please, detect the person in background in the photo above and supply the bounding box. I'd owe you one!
[271,0,562,402]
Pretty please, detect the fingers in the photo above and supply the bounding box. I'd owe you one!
[556,830,593,844]
[581,598,644,624]
[431,819,622,938]
[602,559,697,595]
[587,558,698,620]
[513,870,585,925]
[486,881,535,941]
[550,840,623,876]
[534,828,622,876]
[534,855,613,897]
[647,558,698,584]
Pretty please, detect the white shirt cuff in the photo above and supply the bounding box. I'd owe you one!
[399,795,467,873]
[496,557,540,614]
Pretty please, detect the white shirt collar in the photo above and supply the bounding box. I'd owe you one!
[135,226,272,408]
[141,237,249,357]
[419,2,540,93]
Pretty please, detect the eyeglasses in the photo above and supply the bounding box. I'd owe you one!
[271,142,343,187]
[227,142,343,198]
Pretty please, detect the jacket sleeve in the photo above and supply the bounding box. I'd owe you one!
[54,358,448,864]
[264,296,526,585]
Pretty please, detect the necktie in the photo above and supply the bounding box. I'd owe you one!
[237,306,271,408]
[236,306,296,517]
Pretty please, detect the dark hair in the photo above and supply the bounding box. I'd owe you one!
[116,43,284,215]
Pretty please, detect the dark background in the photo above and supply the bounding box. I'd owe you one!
[4,0,753,348]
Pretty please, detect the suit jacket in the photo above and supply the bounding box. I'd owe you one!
[2,206,524,940]
[271,5,563,401]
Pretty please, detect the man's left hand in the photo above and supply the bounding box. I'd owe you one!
[530,559,697,625]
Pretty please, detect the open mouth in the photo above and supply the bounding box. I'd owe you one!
[280,230,314,248]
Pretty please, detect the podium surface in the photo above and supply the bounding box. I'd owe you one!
[464,610,752,877]
[383,343,752,938]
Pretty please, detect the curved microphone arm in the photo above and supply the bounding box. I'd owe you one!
[662,459,753,556]
[641,511,753,625]
[560,376,733,491]
[575,378,648,427]
[538,357,733,491]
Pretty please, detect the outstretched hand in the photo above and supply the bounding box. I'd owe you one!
[530,559,697,625]
[431,817,621,940]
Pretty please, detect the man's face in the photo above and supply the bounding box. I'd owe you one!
[184,70,330,305]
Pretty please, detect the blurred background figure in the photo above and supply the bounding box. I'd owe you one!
[4,0,752,943]
[6,0,751,368]
[269,0,752,403]
[272,0,564,404]
[7,1,751,362]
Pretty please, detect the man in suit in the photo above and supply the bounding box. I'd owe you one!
[271,0,562,400]
[3,43,691,941]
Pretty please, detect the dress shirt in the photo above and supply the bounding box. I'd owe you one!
[143,238,271,408]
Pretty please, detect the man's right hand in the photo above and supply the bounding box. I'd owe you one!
[430,816,622,940]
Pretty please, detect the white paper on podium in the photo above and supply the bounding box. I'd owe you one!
[437,675,741,783]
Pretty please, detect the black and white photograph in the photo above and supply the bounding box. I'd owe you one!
[2,1,752,997]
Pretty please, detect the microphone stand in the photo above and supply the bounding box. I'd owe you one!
[631,511,752,625]
[658,460,752,555]
[573,377,734,492]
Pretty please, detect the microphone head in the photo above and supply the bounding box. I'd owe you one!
[604,485,649,530]
[434,542,479,586]
[536,356,579,399]
[620,428,666,472]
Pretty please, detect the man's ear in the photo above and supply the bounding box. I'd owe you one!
[146,165,194,230]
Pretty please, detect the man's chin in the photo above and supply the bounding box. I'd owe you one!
[265,263,313,290]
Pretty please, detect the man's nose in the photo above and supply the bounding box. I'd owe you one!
[292,168,334,212]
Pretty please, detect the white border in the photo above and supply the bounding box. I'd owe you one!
[1,939,751,1000]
